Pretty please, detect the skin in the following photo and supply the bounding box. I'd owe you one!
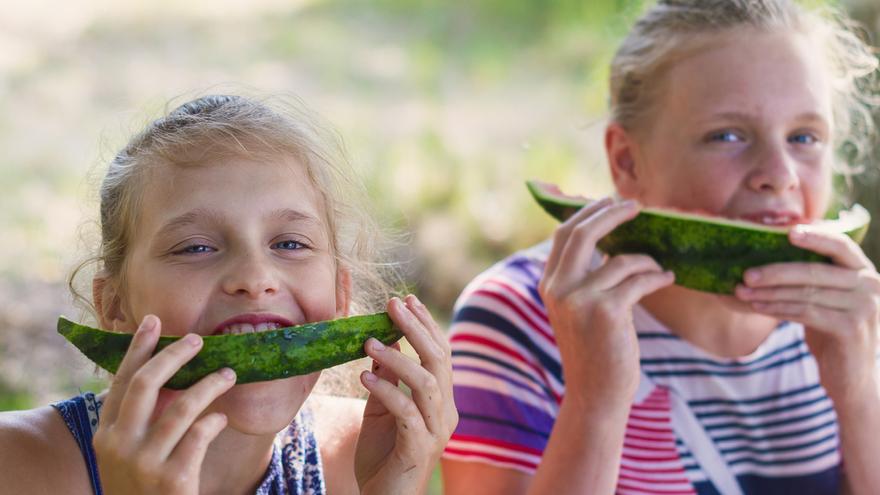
[443,29,880,494]
[0,154,458,494]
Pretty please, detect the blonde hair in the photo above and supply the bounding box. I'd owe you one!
[70,94,401,319]
[610,0,879,176]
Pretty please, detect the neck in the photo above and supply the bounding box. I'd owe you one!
[198,427,276,495]
[640,284,780,358]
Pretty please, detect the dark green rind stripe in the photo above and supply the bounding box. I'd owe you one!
[527,181,870,294]
[57,313,402,389]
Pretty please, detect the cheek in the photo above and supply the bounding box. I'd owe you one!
[125,263,209,335]
[294,264,341,323]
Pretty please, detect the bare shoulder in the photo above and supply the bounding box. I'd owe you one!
[0,406,93,494]
[307,394,366,495]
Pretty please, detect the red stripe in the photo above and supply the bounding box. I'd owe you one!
[625,432,676,443]
[472,287,555,344]
[617,472,691,485]
[628,412,670,423]
[616,481,695,495]
[620,464,692,475]
[627,423,676,434]
[484,278,547,320]
[444,447,537,470]
[622,452,683,462]
[622,443,681,453]
[450,433,544,456]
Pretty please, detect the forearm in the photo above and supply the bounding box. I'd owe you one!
[527,396,629,495]
[834,377,880,495]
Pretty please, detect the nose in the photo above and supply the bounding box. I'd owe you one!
[221,250,279,299]
[747,141,800,193]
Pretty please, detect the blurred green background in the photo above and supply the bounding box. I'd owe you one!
[0,1,877,492]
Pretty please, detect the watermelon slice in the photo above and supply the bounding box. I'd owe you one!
[58,312,402,389]
[527,180,870,294]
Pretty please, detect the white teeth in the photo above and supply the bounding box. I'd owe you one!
[220,322,281,335]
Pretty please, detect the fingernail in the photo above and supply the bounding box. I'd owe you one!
[791,228,806,241]
[370,338,385,352]
[363,371,377,383]
[139,315,158,334]
[738,285,752,295]
[219,368,236,381]
[184,333,202,347]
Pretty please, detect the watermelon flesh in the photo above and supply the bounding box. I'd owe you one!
[527,180,870,294]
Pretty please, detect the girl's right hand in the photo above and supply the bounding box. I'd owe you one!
[93,315,236,494]
[538,197,674,408]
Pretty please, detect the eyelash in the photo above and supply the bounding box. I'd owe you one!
[171,239,310,256]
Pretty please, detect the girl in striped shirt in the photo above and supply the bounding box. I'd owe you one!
[442,1,880,494]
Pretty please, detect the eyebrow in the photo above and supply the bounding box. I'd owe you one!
[155,208,322,238]
[704,111,829,125]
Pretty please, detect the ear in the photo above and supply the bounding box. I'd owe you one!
[335,265,352,317]
[93,272,131,331]
[605,122,642,199]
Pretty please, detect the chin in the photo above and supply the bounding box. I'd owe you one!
[214,372,321,434]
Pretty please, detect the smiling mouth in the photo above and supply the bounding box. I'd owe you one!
[738,212,803,227]
[211,314,295,335]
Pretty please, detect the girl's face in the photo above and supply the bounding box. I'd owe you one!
[612,30,835,225]
[102,153,348,433]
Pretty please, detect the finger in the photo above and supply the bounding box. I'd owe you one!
[115,333,205,434]
[743,262,860,290]
[403,294,447,352]
[604,270,676,309]
[747,300,855,334]
[143,368,236,460]
[389,297,447,377]
[360,370,428,436]
[789,228,873,270]
[361,346,399,417]
[102,315,161,424]
[167,412,228,474]
[553,200,640,288]
[587,254,664,291]
[545,197,614,275]
[735,285,855,311]
[365,339,443,434]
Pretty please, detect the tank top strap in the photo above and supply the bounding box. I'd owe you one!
[52,392,104,495]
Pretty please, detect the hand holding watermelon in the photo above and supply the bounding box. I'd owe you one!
[354,295,458,495]
[734,227,880,407]
[91,315,236,495]
[539,197,675,409]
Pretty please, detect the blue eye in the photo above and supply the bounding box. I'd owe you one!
[174,244,215,255]
[709,131,742,143]
[273,240,306,250]
[789,133,818,145]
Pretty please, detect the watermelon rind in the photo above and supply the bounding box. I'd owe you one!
[527,180,871,294]
[57,312,402,389]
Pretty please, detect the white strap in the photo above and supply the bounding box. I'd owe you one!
[638,371,744,495]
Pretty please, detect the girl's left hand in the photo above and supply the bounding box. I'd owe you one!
[735,227,880,405]
[354,295,458,495]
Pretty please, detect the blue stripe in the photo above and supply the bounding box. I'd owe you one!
[689,383,823,407]
[704,405,834,432]
[453,363,553,404]
[720,432,837,456]
[637,332,681,340]
[452,350,557,400]
[644,351,811,377]
[712,419,837,444]
[640,339,805,369]
[453,306,562,380]
[695,395,830,420]
[728,444,839,467]
[458,412,550,440]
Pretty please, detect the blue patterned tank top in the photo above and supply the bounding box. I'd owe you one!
[52,392,327,495]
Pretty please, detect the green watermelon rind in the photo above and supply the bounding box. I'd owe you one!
[57,312,402,390]
[526,180,871,294]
